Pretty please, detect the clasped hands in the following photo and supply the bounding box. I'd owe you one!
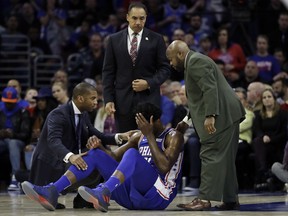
[105,79,149,115]
[132,79,149,92]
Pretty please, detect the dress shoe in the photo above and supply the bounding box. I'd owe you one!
[73,193,94,209]
[177,198,211,211]
[215,202,240,210]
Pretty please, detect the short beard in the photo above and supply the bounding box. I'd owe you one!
[176,58,184,72]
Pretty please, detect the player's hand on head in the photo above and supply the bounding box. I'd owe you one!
[136,113,153,136]
[86,135,102,149]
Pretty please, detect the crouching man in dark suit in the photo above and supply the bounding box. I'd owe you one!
[29,82,132,209]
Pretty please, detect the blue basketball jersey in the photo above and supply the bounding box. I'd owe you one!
[138,128,183,201]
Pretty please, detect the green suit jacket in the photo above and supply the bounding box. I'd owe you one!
[184,51,245,142]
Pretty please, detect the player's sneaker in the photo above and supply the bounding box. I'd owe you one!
[78,184,111,212]
[21,181,59,211]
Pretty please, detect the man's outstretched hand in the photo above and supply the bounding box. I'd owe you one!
[175,121,189,134]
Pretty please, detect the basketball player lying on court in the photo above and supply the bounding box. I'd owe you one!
[22,102,184,212]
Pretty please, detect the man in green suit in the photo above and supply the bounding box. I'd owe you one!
[167,40,245,211]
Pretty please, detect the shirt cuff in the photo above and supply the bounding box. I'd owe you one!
[115,134,123,145]
[182,116,192,127]
[63,152,74,163]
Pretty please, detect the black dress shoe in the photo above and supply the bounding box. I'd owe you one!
[73,193,94,209]
[215,202,240,210]
[56,203,66,209]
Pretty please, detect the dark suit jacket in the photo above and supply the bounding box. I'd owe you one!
[30,102,117,185]
[102,27,170,115]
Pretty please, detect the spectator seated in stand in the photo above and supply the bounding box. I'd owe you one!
[248,35,281,85]
[0,87,31,191]
[252,89,287,192]
[15,87,58,184]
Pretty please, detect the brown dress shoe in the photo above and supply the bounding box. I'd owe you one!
[177,198,211,211]
[215,202,240,210]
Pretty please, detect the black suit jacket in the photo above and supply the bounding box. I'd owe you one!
[30,102,116,185]
[103,27,170,115]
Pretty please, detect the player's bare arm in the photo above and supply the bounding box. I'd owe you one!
[162,129,184,170]
[148,129,183,174]
[112,131,141,161]
[136,113,184,174]
[87,133,140,161]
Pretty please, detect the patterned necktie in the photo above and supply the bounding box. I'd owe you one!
[130,33,138,65]
[76,114,83,154]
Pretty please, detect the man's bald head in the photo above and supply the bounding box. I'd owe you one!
[166,40,190,72]
[247,81,265,105]
[166,40,190,56]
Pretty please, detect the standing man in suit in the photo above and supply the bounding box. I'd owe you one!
[166,40,245,211]
[103,2,170,132]
[29,82,131,208]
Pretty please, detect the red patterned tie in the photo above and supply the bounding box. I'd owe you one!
[130,33,138,65]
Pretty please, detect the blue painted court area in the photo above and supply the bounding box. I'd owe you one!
[239,202,288,211]
[240,192,288,211]
[206,192,288,212]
